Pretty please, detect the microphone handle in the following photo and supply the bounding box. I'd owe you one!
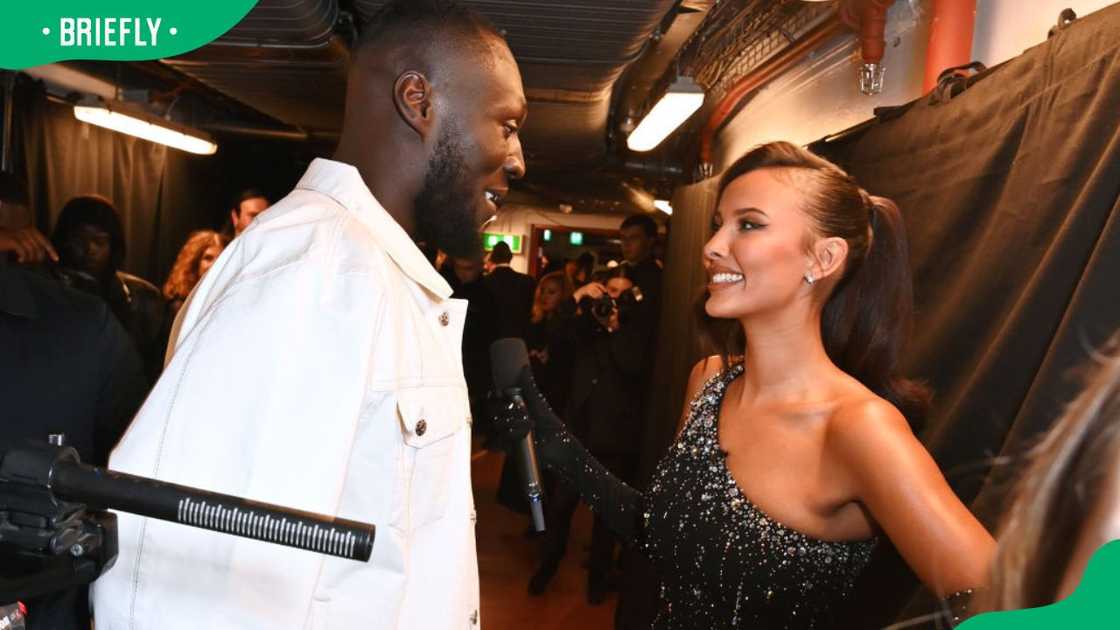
[508,389,546,532]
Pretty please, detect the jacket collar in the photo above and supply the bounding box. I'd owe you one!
[295,158,452,300]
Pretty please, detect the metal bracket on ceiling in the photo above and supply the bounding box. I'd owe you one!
[1048,8,1078,38]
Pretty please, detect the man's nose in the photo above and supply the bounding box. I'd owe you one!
[505,136,526,180]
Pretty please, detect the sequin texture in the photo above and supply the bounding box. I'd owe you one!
[641,365,876,629]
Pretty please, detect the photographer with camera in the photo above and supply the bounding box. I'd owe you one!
[527,264,657,603]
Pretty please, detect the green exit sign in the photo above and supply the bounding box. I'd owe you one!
[483,232,523,253]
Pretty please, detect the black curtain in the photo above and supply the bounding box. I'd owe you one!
[11,77,313,286]
[809,4,1120,625]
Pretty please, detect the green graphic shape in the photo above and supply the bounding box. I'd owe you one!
[0,1,258,70]
[960,539,1120,628]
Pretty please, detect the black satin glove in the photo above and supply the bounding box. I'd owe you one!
[487,366,644,545]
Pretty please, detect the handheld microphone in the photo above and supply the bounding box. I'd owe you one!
[489,338,546,532]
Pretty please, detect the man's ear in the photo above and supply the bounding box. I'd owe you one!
[393,70,435,141]
[810,236,849,282]
[230,208,238,226]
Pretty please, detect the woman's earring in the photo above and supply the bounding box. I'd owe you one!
[804,272,816,286]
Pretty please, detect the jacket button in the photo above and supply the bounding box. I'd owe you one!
[438,311,450,326]
[416,419,427,436]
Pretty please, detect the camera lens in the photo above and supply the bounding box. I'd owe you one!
[592,295,614,319]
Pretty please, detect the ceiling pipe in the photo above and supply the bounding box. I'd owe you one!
[609,156,686,179]
[202,123,339,143]
[839,0,896,94]
[923,0,976,93]
[698,15,845,167]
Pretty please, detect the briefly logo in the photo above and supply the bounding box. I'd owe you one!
[0,1,259,70]
[960,540,1120,628]
[48,18,170,48]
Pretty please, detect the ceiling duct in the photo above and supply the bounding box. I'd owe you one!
[161,0,348,133]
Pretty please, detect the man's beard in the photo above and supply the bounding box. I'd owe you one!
[413,127,484,259]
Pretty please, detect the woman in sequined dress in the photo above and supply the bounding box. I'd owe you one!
[492,142,995,629]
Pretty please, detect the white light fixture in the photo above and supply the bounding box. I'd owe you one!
[73,100,218,155]
[627,76,705,152]
[654,199,673,215]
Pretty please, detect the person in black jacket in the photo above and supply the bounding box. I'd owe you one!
[619,213,662,305]
[1,251,147,630]
[482,240,536,340]
[449,254,500,431]
[49,195,168,383]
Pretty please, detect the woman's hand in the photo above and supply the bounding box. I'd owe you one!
[572,282,607,303]
[483,389,534,453]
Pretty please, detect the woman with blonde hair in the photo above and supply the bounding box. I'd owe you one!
[978,334,1120,613]
[163,230,228,318]
[531,270,573,323]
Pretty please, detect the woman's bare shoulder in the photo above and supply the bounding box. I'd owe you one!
[689,355,725,384]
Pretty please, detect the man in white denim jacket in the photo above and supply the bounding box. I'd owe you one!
[91,2,527,628]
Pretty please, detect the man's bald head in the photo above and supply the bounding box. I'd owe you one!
[357,0,504,71]
[336,0,527,259]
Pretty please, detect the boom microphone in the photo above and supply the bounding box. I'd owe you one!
[0,441,375,562]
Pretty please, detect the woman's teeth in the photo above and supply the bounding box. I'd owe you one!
[712,272,744,284]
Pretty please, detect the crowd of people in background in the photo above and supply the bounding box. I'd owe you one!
[41,194,259,384]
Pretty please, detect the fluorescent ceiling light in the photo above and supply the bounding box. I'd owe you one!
[654,199,673,215]
[627,77,705,152]
[73,101,218,155]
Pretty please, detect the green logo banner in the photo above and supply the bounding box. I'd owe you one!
[0,1,258,70]
[960,539,1120,628]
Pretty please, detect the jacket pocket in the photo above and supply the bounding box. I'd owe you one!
[397,387,466,530]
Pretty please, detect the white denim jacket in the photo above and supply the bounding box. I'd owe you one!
[92,159,479,629]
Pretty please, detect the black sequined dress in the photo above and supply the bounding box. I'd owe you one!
[640,365,876,629]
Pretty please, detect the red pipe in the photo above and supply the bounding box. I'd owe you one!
[698,15,845,165]
[923,0,976,93]
[840,0,894,65]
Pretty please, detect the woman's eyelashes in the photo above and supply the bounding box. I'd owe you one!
[711,215,765,234]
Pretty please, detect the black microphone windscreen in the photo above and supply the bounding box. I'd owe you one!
[490,337,530,392]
